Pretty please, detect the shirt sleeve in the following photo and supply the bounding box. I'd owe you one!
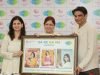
[79,26,96,69]
[0,34,13,59]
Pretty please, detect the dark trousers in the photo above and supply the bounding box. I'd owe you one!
[79,68,99,75]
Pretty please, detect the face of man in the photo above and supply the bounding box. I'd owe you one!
[73,11,87,27]
[44,20,55,34]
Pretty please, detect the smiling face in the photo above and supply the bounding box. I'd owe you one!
[44,20,55,34]
[73,11,87,27]
[12,19,23,32]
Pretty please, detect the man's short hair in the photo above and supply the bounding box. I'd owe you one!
[72,6,88,16]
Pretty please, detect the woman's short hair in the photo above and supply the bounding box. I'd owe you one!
[44,16,55,25]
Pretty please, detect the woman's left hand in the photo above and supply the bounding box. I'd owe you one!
[13,51,23,57]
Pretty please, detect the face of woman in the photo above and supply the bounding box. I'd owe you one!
[46,51,49,56]
[44,20,55,34]
[12,20,23,32]
[64,56,69,62]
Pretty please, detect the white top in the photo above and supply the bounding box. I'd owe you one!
[74,22,99,71]
[0,34,21,74]
[62,62,72,68]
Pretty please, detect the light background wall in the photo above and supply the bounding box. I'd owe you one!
[0,0,100,68]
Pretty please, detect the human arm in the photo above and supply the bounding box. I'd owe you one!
[0,34,23,59]
[0,35,14,59]
[13,50,23,57]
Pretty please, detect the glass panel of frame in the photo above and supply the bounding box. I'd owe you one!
[20,35,78,75]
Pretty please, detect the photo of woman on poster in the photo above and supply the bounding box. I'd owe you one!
[57,52,72,68]
[62,53,71,68]
[42,50,54,66]
[25,49,40,68]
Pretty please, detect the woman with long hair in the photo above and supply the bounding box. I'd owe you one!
[0,16,26,75]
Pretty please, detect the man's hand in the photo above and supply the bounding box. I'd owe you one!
[75,66,82,75]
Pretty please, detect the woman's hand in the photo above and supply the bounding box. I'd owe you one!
[13,51,23,57]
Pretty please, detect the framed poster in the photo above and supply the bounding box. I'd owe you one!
[20,35,78,75]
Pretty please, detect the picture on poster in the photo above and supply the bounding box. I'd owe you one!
[57,49,72,69]
[41,50,54,67]
[24,48,40,68]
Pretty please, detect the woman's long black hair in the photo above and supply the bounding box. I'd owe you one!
[8,16,26,40]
